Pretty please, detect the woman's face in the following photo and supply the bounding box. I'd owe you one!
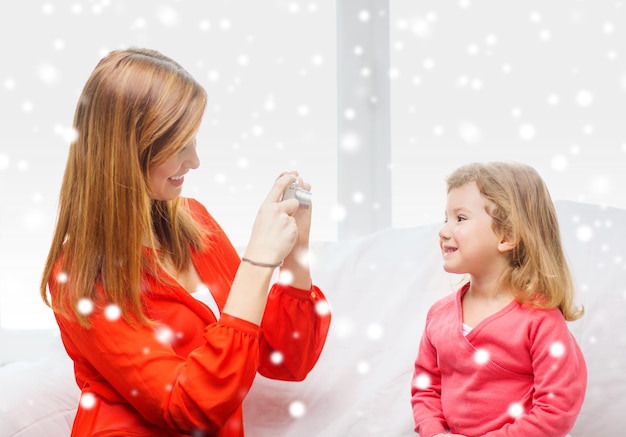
[148,140,200,201]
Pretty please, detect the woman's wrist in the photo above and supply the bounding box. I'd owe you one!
[241,257,282,269]
[280,247,312,289]
[224,260,276,325]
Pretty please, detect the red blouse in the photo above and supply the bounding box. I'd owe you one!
[49,198,331,436]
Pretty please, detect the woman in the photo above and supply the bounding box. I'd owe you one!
[40,47,331,437]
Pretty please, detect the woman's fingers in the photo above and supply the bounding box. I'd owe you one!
[245,175,303,263]
[266,173,298,203]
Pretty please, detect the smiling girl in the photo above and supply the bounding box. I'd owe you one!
[411,161,586,437]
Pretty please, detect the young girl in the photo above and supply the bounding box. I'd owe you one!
[411,162,586,437]
[40,48,331,437]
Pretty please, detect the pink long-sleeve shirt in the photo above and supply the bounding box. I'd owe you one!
[411,283,586,437]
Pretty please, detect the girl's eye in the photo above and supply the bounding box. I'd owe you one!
[457,215,466,222]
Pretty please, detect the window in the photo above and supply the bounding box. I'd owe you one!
[1,1,625,330]
[390,1,626,227]
[0,2,337,329]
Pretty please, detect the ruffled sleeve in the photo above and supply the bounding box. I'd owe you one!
[185,197,331,382]
[258,283,331,381]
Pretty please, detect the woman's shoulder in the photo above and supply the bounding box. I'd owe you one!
[180,197,235,253]
[181,197,210,217]
[180,198,219,230]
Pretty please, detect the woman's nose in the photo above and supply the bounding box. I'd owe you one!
[186,146,200,169]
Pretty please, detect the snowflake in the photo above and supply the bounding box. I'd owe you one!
[155,326,174,344]
[80,392,96,409]
[57,271,69,284]
[333,318,354,339]
[156,5,180,28]
[315,300,330,316]
[413,372,431,390]
[105,304,121,321]
[549,341,565,358]
[340,131,360,153]
[77,298,94,316]
[518,123,536,141]
[366,323,384,341]
[289,401,306,418]
[576,225,594,242]
[473,348,490,365]
[551,155,568,172]
[330,204,347,222]
[508,402,524,418]
[356,360,370,374]
[278,269,294,285]
[576,90,594,107]
[270,351,284,365]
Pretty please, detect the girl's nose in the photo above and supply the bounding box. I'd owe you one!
[438,222,450,240]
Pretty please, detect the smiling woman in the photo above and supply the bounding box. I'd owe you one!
[0,1,338,333]
[36,47,330,437]
[41,48,210,327]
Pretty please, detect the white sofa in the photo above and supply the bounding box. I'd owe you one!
[1,200,624,436]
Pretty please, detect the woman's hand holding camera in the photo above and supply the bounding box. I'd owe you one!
[243,173,302,267]
[224,171,314,324]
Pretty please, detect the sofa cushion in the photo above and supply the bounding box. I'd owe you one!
[0,338,79,436]
[1,201,624,436]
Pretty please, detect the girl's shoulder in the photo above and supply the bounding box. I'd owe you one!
[514,303,572,340]
[426,285,464,318]
[433,282,468,308]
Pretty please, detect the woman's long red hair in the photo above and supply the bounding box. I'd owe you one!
[41,48,207,326]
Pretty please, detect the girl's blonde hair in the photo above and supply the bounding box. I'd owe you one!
[40,48,208,326]
[447,161,583,321]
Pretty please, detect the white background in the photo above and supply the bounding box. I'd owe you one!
[1,0,625,329]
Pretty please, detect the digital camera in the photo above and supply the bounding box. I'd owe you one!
[283,183,312,209]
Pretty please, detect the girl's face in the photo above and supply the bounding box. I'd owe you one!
[438,181,510,279]
[148,140,200,201]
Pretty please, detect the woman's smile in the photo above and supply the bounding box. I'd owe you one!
[168,174,185,187]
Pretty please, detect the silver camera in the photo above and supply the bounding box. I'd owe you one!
[283,183,312,209]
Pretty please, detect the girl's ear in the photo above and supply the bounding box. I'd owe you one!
[497,233,517,253]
